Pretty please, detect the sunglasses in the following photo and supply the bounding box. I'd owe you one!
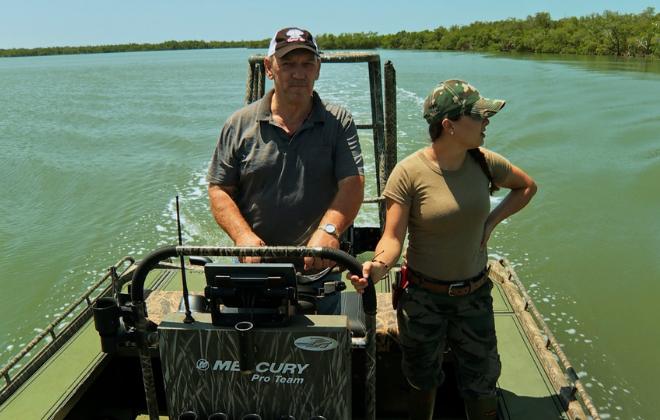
[464,112,486,122]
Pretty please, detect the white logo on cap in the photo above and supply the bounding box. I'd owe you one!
[286,29,305,43]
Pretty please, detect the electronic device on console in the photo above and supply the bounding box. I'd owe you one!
[203,263,298,327]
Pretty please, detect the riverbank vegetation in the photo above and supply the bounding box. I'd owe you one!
[1,8,657,58]
[0,39,266,58]
[319,8,659,58]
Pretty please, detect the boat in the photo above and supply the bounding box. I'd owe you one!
[0,53,600,420]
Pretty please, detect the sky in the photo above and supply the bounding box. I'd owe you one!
[0,0,657,49]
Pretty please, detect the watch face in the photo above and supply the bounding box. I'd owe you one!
[324,224,337,234]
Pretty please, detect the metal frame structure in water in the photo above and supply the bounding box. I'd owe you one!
[246,52,398,224]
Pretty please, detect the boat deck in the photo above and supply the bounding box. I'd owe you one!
[0,261,569,419]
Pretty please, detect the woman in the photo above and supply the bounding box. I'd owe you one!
[349,80,537,420]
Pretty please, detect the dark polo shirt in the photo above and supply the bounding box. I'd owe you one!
[207,89,363,246]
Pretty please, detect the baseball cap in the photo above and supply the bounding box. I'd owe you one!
[267,27,320,58]
[423,79,505,124]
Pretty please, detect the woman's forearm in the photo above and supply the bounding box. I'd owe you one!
[486,183,537,230]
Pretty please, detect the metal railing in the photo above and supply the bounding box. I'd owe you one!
[495,259,600,420]
[0,256,135,404]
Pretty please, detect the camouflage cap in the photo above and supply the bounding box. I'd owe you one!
[422,79,506,124]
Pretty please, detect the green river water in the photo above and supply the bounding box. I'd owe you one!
[1,49,658,419]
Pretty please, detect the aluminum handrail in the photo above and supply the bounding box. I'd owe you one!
[0,256,134,401]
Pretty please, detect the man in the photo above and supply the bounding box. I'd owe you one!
[206,27,365,312]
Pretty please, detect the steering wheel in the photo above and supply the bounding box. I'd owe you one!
[130,245,376,315]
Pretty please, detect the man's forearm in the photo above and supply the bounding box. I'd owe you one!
[318,175,365,233]
[304,175,364,269]
[208,184,261,244]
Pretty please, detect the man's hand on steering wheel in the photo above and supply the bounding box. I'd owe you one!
[234,231,266,263]
[304,229,340,271]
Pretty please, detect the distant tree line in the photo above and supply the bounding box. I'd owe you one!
[0,39,269,58]
[1,9,657,58]
[316,8,659,58]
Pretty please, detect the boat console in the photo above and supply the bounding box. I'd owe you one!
[159,260,351,419]
[90,245,374,419]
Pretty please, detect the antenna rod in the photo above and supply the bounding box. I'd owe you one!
[176,195,195,323]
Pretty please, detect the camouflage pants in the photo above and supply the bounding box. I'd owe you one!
[397,279,501,398]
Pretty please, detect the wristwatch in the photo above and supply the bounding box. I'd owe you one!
[318,223,340,239]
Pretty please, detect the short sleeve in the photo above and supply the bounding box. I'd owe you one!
[482,148,512,184]
[206,121,239,186]
[333,108,364,180]
[383,163,413,206]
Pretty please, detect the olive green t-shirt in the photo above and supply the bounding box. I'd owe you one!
[383,147,511,281]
